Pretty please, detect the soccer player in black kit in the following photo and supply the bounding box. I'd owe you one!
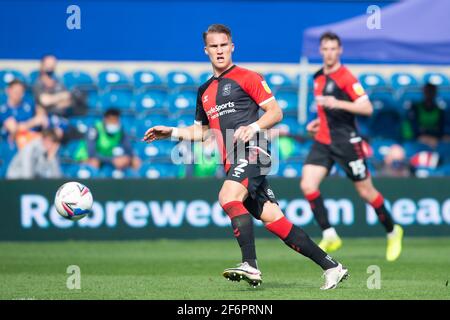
[300,32,403,261]
[143,24,348,290]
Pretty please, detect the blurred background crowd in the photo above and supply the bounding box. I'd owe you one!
[1,54,449,180]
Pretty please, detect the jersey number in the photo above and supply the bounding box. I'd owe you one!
[348,159,366,178]
[232,159,249,178]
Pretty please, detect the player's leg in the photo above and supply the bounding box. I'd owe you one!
[218,180,257,268]
[260,201,348,290]
[219,180,262,286]
[353,177,404,261]
[301,142,342,252]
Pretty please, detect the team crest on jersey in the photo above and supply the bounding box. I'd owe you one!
[325,82,335,93]
[222,83,232,96]
[352,82,365,96]
[261,81,272,94]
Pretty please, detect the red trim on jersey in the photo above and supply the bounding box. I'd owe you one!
[314,74,332,145]
[222,201,249,219]
[370,193,384,209]
[223,66,274,106]
[305,190,321,201]
[265,216,293,240]
[241,178,249,188]
[202,80,230,171]
[328,66,366,102]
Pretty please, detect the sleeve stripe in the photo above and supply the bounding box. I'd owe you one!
[355,95,369,103]
[259,96,275,107]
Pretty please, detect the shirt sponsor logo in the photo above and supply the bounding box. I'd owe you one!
[205,101,236,119]
[203,95,208,103]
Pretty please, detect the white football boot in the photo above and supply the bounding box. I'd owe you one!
[320,263,349,290]
[223,262,262,288]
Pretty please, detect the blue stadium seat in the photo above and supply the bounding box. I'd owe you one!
[403,141,433,158]
[399,87,423,105]
[168,90,196,114]
[134,90,167,114]
[135,140,176,160]
[368,88,397,110]
[64,164,100,179]
[423,72,450,86]
[369,109,402,140]
[0,91,7,105]
[369,138,397,162]
[97,70,130,90]
[133,70,164,89]
[99,89,134,112]
[62,70,95,90]
[359,72,387,89]
[86,89,101,113]
[166,70,196,89]
[264,72,293,90]
[436,142,450,164]
[275,116,303,135]
[276,162,302,178]
[28,70,41,85]
[174,114,195,127]
[0,69,27,88]
[0,140,17,177]
[275,92,298,115]
[435,163,450,176]
[198,71,213,85]
[139,163,185,179]
[390,73,420,91]
[69,115,100,134]
[120,115,139,137]
[59,140,83,161]
[136,116,176,137]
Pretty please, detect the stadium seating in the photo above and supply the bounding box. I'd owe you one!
[198,71,213,85]
[264,72,295,91]
[1,66,449,179]
[168,90,197,115]
[133,70,164,89]
[166,70,196,89]
[0,69,27,88]
[134,90,168,114]
[97,70,130,90]
[63,70,95,90]
[139,163,185,179]
[99,89,134,112]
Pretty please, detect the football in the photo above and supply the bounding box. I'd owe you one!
[54,182,93,221]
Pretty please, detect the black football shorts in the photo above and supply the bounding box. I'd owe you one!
[225,146,278,219]
[305,137,369,181]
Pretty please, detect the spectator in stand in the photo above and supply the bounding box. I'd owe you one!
[0,79,47,146]
[192,135,221,178]
[76,108,141,170]
[402,83,445,148]
[6,128,62,179]
[378,144,410,177]
[33,55,73,116]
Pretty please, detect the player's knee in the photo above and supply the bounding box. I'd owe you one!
[356,184,374,201]
[218,190,239,207]
[300,179,316,195]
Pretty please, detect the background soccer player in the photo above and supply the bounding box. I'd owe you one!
[143,24,348,290]
[301,32,403,261]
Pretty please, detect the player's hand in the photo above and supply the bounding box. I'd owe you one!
[316,95,340,109]
[306,118,320,136]
[142,125,172,143]
[233,125,257,143]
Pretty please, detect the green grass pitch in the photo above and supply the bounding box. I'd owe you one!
[1,238,449,299]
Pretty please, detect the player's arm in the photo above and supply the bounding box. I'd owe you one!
[142,123,209,143]
[234,99,283,143]
[318,95,373,116]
